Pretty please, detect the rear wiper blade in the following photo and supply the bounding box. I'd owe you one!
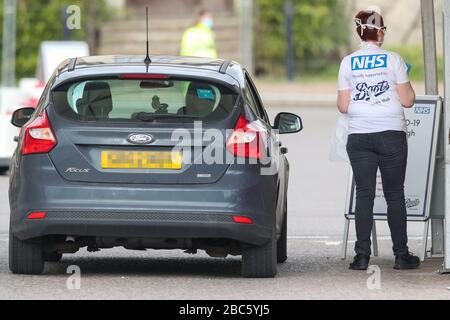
[134,112,197,122]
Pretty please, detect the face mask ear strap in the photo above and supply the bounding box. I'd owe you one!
[354,18,366,36]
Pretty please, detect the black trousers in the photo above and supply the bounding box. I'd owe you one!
[346,130,409,256]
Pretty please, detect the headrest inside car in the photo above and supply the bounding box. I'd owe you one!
[76,82,113,120]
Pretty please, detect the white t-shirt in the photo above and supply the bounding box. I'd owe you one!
[338,42,410,134]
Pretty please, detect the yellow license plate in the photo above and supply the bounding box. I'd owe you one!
[101,150,182,170]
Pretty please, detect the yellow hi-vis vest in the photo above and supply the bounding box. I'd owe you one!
[180,23,218,58]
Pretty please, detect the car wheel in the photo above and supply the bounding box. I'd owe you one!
[277,201,288,263]
[9,229,45,275]
[241,232,277,278]
[0,167,8,175]
[44,252,63,262]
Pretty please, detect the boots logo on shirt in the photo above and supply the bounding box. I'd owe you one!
[353,81,390,101]
[351,54,387,70]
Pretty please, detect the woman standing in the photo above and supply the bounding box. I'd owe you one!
[337,10,420,270]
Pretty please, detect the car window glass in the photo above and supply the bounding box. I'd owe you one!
[52,78,237,123]
[245,82,262,119]
[245,74,269,123]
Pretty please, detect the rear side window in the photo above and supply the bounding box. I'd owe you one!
[51,78,237,122]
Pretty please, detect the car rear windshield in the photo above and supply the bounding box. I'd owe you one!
[51,77,238,123]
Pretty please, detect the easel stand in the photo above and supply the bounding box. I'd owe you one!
[341,216,438,262]
[341,96,445,263]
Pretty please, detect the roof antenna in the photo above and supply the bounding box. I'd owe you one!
[144,7,152,69]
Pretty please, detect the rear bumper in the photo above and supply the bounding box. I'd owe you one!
[10,154,279,245]
[12,210,272,245]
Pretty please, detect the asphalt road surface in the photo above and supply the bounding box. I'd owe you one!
[0,105,448,300]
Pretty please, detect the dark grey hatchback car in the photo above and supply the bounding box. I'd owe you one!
[9,56,302,277]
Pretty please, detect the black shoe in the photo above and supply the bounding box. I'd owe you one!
[349,254,370,270]
[394,252,421,270]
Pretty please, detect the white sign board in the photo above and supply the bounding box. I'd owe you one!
[346,96,441,220]
[37,41,89,83]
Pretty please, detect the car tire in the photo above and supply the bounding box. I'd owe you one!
[9,229,45,275]
[241,232,277,278]
[277,201,288,263]
[0,167,8,175]
[44,252,63,262]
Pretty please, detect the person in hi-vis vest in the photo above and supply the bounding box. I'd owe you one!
[180,10,218,58]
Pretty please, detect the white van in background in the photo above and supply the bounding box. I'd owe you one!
[0,41,89,174]
[0,87,22,173]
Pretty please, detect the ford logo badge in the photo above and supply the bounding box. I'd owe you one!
[127,134,153,145]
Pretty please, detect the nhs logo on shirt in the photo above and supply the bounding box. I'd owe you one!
[351,54,387,71]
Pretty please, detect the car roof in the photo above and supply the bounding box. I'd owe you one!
[53,55,245,89]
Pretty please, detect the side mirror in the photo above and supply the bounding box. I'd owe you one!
[11,107,35,128]
[274,112,303,134]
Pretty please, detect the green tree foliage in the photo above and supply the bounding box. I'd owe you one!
[254,0,349,77]
[0,0,88,80]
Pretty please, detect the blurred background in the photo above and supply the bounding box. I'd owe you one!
[0,1,443,173]
[0,0,444,85]
[0,1,445,283]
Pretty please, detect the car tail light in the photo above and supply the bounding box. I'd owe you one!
[226,115,266,160]
[232,216,254,224]
[27,211,47,220]
[21,111,57,155]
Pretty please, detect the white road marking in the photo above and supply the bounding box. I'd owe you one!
[288,236,330,240]
[288,235,425,241]
[376,236,424,241]
[324,241,341,246]
[0,236,424,243]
